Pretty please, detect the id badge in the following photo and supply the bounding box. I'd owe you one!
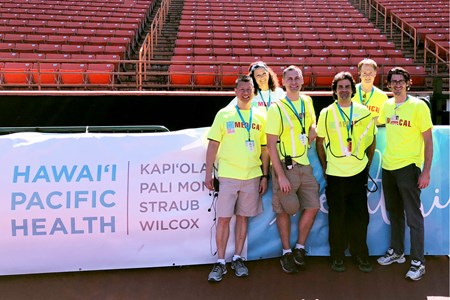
[343,147,351,157]
[390,114,399,124]
[347,139,352,155]
[245,140,255,152]
[299,133,307,146]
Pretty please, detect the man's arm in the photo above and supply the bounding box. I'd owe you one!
[418,129,433,189]
[366,135,376,168]
[259,145,270,195]
[204,140,220,191]
[267,133,291,193]
[315,137,327,180]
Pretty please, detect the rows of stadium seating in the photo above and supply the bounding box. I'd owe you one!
[369,0,448,63]
[0,0,154,86]
[169,0,432,88]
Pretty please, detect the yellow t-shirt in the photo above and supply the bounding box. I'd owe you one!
[352,84,388,120]
[378,96,433,170]
[207,105,267,180]
[265,95,315,165]
[227,87,285,115]
[317,102,376,176]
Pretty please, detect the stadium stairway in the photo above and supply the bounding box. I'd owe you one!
[125,0,185,87]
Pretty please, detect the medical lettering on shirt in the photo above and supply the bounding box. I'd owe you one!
[387,96,412,127]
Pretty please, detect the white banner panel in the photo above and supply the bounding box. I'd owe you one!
[0,129,223,275]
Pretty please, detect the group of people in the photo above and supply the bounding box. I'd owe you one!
[204,59,434,282]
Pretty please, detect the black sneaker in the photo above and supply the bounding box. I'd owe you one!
[280,253,298,274]
[292,248,306,266]
[331,259,345,272]
[356,257,373,273]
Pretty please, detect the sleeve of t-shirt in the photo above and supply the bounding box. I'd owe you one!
[416,101,433,132]
[207,111,223,142]
[227,96,238,108]
[377,101,388,125]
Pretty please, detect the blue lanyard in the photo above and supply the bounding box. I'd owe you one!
[235,105,252,141]
[336,102,353,140]
[359,85,374,106]
[258,90,271,110]
[394,95,409,113]
[285,96,305,133]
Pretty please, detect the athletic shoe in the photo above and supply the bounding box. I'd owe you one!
[405,260,426,281]
[331,259,345,272]
[377,248,406,265]
[356,256,373,273]
[208,263,227,282]
[280,253,298,274]
[231,257,249,277]
[292,248,306,266]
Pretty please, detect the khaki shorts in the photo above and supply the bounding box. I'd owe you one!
[216,177,263,218]
[272,162,320,214]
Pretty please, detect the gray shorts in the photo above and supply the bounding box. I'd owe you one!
[216,177,263,218]
[272,162,320,214]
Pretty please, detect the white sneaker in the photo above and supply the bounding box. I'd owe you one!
[405,260,426,281]
[377,248,406,265]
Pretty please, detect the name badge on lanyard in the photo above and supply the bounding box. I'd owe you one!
[236,105,254,152]
[299,133,307,146]
[246,140,255,152]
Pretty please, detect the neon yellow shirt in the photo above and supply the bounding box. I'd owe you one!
[317,102,376,176]
[378,96,433,170]
[352,84,388,120]
[265,95,315,165]
[207,105,267,180]
[227,87,285,115]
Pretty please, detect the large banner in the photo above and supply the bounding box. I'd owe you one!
[0,127,448,275]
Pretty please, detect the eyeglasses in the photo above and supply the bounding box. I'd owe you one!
[390,80,406,85]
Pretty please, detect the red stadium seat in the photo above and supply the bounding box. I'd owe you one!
[61,45,83,54]
[83,45,106,55]
[87,63,115,85]
[194,65,217,86]
[366,49,386,58]
[174,47,194,56]
[302,65,312,87]
[169,64,193,85]
[2,62,32,85]
[312,66,336,88]
[232,48,251,56]
[252,48,271,57]
[330,49,350,57]
[59,63,87,85]
[102,45,126,59]
[213,47,233,56]
[68,36,90,45]
[19,53,45,60]
[11,43,35,53]
[328,57,350,67]
[220,65,241,87]
[31,62,59,85]
[271,48,291,57]
[409,66,427,87]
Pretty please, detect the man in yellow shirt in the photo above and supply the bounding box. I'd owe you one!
[266,65,320,274]
[377,67,433,281]
[352,58,388,125]
[316,72,377,273]
[205,75,269,282]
